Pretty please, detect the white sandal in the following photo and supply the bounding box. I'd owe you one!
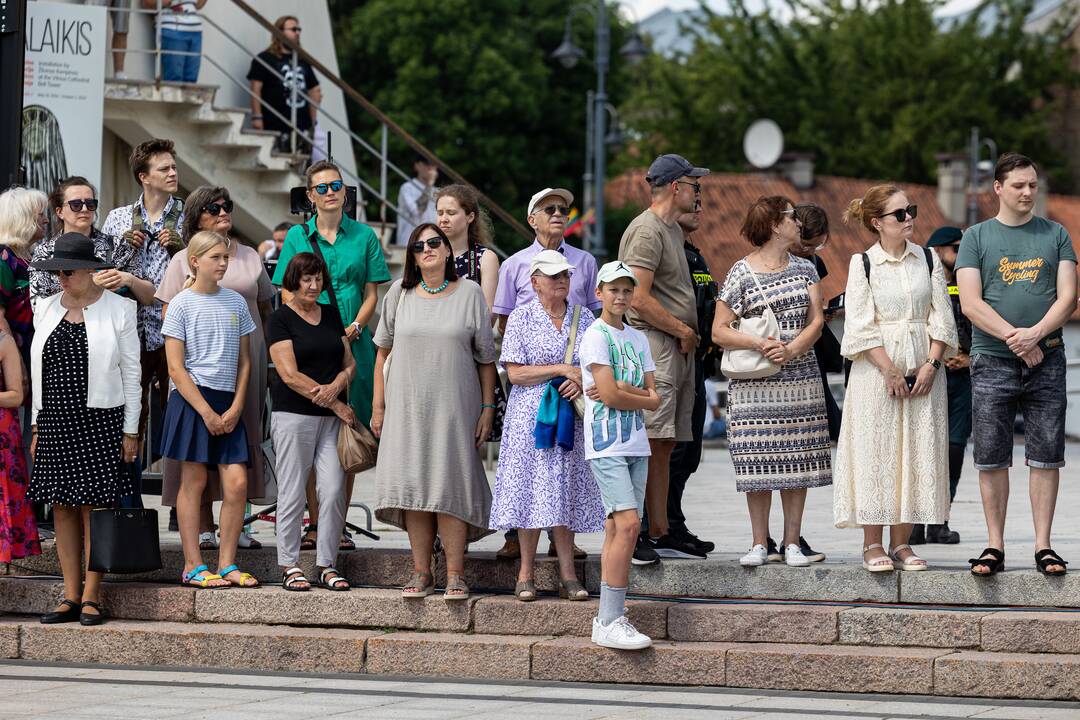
[862,543,895,573]
[890,544,928,571]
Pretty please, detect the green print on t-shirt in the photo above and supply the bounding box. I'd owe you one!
[591,324,646,452]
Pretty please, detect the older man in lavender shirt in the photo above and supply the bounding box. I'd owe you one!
[492,187,601,559]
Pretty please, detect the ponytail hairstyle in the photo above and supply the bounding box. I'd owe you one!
[843,184,901,235]
[434,183,494,251]
[182,230,230,289]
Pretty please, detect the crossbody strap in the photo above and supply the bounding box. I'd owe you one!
[564,304,582,364]
[306,225,346,328]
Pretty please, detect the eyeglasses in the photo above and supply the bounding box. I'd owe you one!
[202,200,234,216]
[879,205,918,223]
[312,180,344,195]
[538,204,569,217]
[65,199,98,212]
[50,270,76,277]
[676,181,702,193]
[781,209,801,223]
[541,271,571,281]
[410,237,444,253]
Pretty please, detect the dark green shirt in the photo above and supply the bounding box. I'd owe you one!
[956,216,1076,359]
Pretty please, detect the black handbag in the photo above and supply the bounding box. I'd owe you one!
[88,508,162,574]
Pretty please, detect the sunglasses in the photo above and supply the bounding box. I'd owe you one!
[541,270,571,281]
[202,200,234,216]
[781,209,800,222]
[410,237,444,253]
[538,204,569,217]
[312,180,344,195]
[50,270,76,277]
[879,205,918,223]
[676,180,702,193]
[284,25,301,32]
[66,199,98,212]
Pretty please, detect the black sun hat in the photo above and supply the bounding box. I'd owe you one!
[29,233,113,272]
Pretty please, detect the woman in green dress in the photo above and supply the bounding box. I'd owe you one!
[272,160,390,549]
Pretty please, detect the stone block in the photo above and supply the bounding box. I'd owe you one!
[531,636,729,685]
[472,596,668,638]
[0,577,63,615]
[0,618,21,658]
[365,631,541,679]
[21,620,374,673]
[583,558,898,603]
[899,569,1080,608]
[838,607,983,648]
[0,577,195,622]
[341,548,416,587]
[667,603,839,644]
[726,643,948,694]
[935,651,1080,700]
[196,586,477,631]
[981,612,1080,653]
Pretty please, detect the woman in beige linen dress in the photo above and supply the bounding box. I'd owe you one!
[834,185,958,572]
[372,223,497,602]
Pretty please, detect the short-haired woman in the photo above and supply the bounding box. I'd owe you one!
[157,186,274,550]
[835,185,957,572]
[372,223,497,601]
[0,187,48,355]
[713,196,832,568]
[268,252,356,591]
[29,233,141,624]
[272,160,391,552]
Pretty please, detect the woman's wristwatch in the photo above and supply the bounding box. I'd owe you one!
[926,358,942,370]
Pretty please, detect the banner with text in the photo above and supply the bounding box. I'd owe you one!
[22,2,107,195]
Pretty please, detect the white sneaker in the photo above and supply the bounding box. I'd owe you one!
[237,531,260,549]
[784,544,810,567]
[114,71,128,80]
[740,544,768,567]
[592,616,652,650]
[198,531,217,548]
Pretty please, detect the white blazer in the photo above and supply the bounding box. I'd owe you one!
[31,290,142,434]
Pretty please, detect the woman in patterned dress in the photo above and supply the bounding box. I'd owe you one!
[0,329,39,564]
[713,196,832,568]
[490,250,604,602]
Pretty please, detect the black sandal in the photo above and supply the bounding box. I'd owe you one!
[969,547,1005,577]
[1036,548,1068,577]
[282,566,311,592]
[40,598,81,624]
[79,600,106,626]
[300,523,317,551]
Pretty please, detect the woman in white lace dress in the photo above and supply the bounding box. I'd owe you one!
[834,185,958,572]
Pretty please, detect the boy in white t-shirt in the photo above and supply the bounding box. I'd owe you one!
[581,261,660,650]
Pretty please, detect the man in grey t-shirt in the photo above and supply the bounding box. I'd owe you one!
[956,152,1077,577]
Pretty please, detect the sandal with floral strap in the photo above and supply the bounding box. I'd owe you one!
[444,573,470,602]
[218,564,260,588]
[182,564,230,589]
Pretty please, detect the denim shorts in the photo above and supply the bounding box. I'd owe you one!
[590,455,649,517]
[970,346,1066,470]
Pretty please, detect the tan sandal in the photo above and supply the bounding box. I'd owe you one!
[402,571,434,598]
[444,573,470,601]
[559,578,589,601]
[862,544,894,573]
[890,544,928,571]
[515,580,536,602]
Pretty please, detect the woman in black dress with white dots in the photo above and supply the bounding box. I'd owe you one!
[28,234,141,626]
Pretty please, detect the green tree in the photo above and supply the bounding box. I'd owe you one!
[330,0,636,251]
[615,0,1078,191]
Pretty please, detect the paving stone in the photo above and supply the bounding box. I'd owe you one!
[899,569,1080,608]
[0,618,21,658]
[0,577,196,622]
[583,558,898,603]
[934,650,1080,700]
[20,619,374,673]
[365,631,541,679]
[667,603,839,643]
[838,607,984,648]
[195,586,478,631]
[530,636,730,685]
[472,596,668,638]
[981,611,1080,653]
[726,642,949,694]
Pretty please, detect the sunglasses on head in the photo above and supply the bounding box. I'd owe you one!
[879,205,918,223]
[66,199,98,212]
[410,237,444,253]
[312,180,344,195]
[202,200,234,216]
[538,204,569,217]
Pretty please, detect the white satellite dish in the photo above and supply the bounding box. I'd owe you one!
[743,119,785,169]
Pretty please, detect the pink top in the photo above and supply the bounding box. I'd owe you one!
[155,242,274,322]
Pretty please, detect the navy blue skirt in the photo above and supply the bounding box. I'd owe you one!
[160,386,250,467]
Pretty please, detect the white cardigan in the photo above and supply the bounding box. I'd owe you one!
[31,290,142,434]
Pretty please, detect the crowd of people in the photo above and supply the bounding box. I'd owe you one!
[0,139,1073,649]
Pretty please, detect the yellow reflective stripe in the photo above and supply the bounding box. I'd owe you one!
[947,285,960,295]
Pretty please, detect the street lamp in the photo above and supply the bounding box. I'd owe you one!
[551,2,648,257]
[967,127,998,227]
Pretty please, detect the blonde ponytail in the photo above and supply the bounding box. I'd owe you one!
[183,230,230,289]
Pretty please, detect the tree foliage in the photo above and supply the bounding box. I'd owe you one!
[616,0,1078,191]
[329,0,635,251]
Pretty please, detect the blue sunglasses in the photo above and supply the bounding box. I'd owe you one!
[312,180,344,195]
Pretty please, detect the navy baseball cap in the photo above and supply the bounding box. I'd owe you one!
[927,226,963,248]
[645,154,710,187]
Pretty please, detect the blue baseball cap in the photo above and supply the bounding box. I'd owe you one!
[646,154,709,187]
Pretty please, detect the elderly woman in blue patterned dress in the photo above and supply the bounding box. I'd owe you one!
[713,195,833,569]
[490,249,605,602]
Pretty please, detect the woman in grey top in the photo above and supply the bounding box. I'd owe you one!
[372,223,497,602]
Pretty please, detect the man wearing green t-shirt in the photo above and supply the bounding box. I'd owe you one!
[956,152,1077,578]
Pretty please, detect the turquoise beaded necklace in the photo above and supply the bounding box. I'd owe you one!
[420,278,450,294]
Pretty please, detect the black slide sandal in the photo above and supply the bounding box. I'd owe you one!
[1036,548,1068,577]
[969,547,1004,577]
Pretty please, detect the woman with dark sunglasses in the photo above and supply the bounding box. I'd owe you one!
[372,223,497,602]
[29,176,141,305]
[834,185,957,573]
[271,160,391,553]
[155,186,275,551]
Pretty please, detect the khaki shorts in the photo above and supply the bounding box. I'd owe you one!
[641,327,695,442]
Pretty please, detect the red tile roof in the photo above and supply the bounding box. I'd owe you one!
[606,170,1080,303]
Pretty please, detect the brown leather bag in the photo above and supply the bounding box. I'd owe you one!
[337,416,378,474]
